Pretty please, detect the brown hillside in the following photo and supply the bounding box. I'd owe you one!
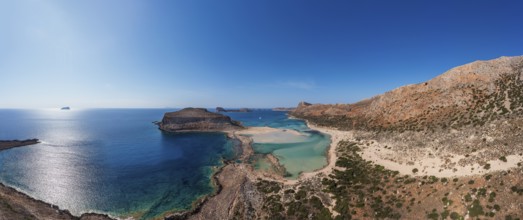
[292,56,523,132]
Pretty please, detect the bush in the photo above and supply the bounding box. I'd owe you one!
[465,193,473,202]
[468,200,484,217]
[412,168,419,173]
[499,156,507,162]
[450,212,462,220]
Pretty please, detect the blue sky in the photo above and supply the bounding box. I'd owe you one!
[1,0,522,108]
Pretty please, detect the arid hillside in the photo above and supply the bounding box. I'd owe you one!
[292,56,523,132]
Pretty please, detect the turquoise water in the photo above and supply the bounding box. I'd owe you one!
[223,111,331,179]
[251,130,330,179]
[222,110,309,130]
[0,109,330,218]
[0,109,233,219]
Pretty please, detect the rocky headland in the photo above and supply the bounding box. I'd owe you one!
[159,108,244,132]
[0,139,39,151]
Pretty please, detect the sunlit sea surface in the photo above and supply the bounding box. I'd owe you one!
[0,109,329,218]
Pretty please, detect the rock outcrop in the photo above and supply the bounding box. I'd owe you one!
[292,56,523,132]
[216,107,252,113]
[159,108,243,132]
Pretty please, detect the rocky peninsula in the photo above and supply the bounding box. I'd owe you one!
[0,139,39,151]
[158,108,244,132]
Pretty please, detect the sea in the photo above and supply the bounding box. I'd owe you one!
[0,108,329,219]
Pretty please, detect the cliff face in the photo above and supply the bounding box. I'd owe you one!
[159,108,243,132]
[292,56,523,132]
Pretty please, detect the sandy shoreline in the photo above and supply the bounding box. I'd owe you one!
[235,121,352,185]
[247,119,523,183]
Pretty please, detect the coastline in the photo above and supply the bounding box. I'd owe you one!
[6,117,521,219]
[0,140,114,220]
[293,121,351,183]
[233,119,351,185]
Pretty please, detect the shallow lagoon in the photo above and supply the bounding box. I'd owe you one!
[223,110,331,179]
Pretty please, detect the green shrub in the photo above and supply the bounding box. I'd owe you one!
[468,200,484,217]
[450,212,462,220]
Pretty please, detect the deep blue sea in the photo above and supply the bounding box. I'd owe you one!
[0,109,326,219]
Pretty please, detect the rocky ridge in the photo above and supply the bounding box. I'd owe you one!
[292,56,523,132]
[291,56,523,164]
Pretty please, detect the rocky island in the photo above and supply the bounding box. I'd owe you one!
[158,108,244,132]
[215,107,252,113]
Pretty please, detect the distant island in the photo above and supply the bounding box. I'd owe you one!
[215,107,252,113]
[61,106,70,110]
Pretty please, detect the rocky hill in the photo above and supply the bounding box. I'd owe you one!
[292,56,523,166]
[292,56,523,132]
[159,108,243,132]
[282,56,523,219]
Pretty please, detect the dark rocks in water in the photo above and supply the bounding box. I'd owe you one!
[215,107,251,113]
[159,108,243,132]
[61,107,70,110]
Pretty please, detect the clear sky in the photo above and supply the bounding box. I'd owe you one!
[1,0,522,108]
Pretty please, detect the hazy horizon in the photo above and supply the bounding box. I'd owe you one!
[2,0,523,108]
